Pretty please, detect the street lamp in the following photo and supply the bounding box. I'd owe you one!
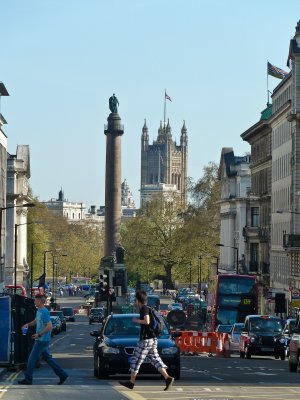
[189,261,192,291]
[216,243,239,274]
[51,251,67,302]
[30,241,53,298]
[14,220,41,294]
[198,255,202,295]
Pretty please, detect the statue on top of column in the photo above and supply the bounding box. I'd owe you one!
[109,93,119,113]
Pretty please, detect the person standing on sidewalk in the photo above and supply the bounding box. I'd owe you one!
[119,290,174,391]
[18,294,68,385]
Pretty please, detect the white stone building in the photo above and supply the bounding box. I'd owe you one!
[44,189,86,221]
[218,148,251,272]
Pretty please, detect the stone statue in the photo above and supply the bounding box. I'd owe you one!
[109,93,119,113]
[115,244,125,264]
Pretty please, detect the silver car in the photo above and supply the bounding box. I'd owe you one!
[229,323,244,352]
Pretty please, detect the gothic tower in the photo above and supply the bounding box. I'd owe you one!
[140,120,188,206]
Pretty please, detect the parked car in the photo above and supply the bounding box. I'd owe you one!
[229,323,244,351]
[168,303,183,311]
[90,313,181,379]
[85,296,95,305]
[89,308,104,324]
[147,295,160,311]
[50,316,62,336]
[61,307,76,322]
[274,318,296,359]
[50,311,67,332]
[216,324,232,334]
[240,315,283,359]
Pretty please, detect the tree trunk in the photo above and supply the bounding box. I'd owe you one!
[164,263,174,289]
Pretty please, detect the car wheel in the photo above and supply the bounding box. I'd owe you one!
[275,355,279,359]
[289,360,298,372]
[285,347,289,357]
[280,354,286,361]
[240,351,245,359]
[93,356,98,377]
[97,357,108,379]
[245,346,251,359]
[89,321,92,325]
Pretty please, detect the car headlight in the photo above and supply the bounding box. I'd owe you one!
[250,336,256,343]
[161,347,178,355]
[101,347,120,354]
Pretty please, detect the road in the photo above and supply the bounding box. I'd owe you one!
[0,296,300,400]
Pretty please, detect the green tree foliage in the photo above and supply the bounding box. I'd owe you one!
[121,162,220,288]
[27,201,104,285]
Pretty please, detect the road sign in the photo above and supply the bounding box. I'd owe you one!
[292,289,300,299]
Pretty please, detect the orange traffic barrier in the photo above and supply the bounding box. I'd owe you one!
[173,331,219,355]
[216,333,231,358]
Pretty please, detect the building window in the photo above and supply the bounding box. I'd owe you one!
[250,243,259,272]
[251,207,260,227]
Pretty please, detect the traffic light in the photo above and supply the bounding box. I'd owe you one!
[99,271,108,301]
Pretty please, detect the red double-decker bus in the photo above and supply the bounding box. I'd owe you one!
[210,274,258,330]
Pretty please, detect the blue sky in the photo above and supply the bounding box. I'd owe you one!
[0,1,298,208]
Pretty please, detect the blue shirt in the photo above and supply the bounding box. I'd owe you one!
[36,307,51,342]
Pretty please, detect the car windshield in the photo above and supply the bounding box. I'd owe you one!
[91,309,102,315]
[233,324,244,334]
[217,325,232,333]
[62,308,73,316]
[250,318,282,333]
[104,316,169,336]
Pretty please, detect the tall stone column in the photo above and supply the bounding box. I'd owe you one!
[104,112,124,257]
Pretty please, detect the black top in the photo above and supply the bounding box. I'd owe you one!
[140,305,155,340]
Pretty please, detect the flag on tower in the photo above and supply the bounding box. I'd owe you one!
[267,62,288,79]
[165,92,172,102]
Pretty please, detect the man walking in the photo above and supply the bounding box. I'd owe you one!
[119,290,174,391]
[18,294,68,385]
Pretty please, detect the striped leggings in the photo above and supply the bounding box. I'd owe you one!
[129,338,167,374]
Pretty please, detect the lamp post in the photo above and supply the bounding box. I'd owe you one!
[43,250,53,292]
[14,220,39,294]
[52,251,67,302]
[198,255,202,296]
[189,261,192,291]
[216,243,239,274]
[30,241,53,298]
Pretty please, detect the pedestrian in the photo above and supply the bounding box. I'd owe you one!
[119,290,174,391]
[18,294,68,385]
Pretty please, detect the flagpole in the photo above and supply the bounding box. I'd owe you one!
[164,89,166,129]
[267,60,269,105]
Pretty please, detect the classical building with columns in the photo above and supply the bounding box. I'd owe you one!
[140,119,188,207]
[5,145,32,287]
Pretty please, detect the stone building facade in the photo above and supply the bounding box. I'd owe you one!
[241,105,272,313]
[140,119,188,207]
[45,189,86,221]
[218,148,251,272]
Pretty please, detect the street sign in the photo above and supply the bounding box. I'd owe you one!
[292,289,300,299]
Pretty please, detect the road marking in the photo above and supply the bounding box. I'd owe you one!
[211,376,224,381]
[117,390,146,400]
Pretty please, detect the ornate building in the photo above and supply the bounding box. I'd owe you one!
[45,189,86,221]
[140,119,188,207]
[241,105,272,314]
[218,148,251,273]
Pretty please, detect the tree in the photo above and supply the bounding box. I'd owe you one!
[122,194,187,288]
[122,162,220,288]
[27,200,104,284]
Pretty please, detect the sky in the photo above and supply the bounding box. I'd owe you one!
[0,1,298,209]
